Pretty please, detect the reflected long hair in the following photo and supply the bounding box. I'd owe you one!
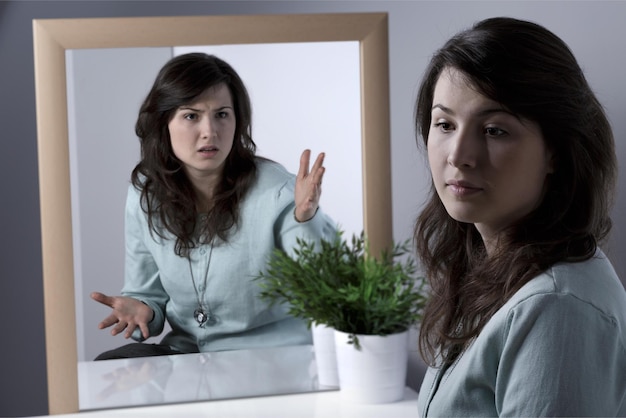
[413,17,616,366]
[132,53,257,256]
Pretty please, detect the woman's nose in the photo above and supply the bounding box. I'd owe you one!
[201,118,217,139]
[447,129,479,168]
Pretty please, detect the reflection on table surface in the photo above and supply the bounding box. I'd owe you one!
[78,344,333,411]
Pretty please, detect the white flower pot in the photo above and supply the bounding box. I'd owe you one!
[334,329,409,404]
[311,323,339,387]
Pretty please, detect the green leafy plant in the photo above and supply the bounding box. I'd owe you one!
[256,230,427,349]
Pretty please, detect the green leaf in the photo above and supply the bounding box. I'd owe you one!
[254,230,427,336]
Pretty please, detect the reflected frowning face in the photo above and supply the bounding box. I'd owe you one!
[168,83,236,183]
[427,68,553,245]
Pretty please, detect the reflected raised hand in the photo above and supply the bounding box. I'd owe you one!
[91,292,153,339]
[294,149,325,222]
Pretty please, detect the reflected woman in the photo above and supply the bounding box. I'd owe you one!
[91,53,336,359]
[413,17,626,416]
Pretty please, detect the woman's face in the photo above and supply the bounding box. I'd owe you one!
[168,83,236,183]
[427,68,553,248]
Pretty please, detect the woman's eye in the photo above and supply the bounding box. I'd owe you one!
[183,113,198,121]
[485,126,507,137]
[434,121,453,132]
[216,111,230,119]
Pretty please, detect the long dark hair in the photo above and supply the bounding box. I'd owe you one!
[131,53,257,256]
[413,17,617,365]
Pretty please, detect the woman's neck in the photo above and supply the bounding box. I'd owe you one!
[186,172,221,213]
[474,224,502,257]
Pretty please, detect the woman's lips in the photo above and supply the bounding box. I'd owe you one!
[446,179,482,197]
[198,146,218,156]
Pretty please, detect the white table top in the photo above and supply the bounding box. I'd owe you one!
[47,387,419,417]
[35,344,419,417]
[77,345,325,411]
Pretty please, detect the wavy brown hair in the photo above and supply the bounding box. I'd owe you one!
[131,53,257,256]
[413,17,617,366]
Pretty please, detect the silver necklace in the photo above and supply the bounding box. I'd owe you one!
[187,241,217,327]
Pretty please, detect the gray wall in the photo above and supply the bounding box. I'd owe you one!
[2,1,625,416]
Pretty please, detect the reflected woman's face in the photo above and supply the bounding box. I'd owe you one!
[168,83,236,184]
[427,68,553,247]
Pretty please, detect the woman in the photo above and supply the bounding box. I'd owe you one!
[413,17,626,416]
[91,53,336,359]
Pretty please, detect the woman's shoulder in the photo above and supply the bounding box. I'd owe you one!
[254,158,296,189]
[125,182,141,204]
[476,251,626,359]
[505,250,626,324]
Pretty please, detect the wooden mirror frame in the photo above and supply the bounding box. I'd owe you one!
[33,13,391,414]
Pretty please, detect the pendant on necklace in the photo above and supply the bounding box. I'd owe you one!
[194,308,217,327]
[194,308,208,326]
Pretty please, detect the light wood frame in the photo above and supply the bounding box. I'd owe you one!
[33,13,391,414]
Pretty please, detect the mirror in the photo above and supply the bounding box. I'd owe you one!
[33,13,391,414]
[67,41,363,364]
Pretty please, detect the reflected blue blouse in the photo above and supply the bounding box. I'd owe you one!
[417,250,626,417]
[123,159,337,353]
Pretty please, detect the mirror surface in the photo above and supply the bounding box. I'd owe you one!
[68,41,362,364]
[33,13,390,414]
[77,346,321,410]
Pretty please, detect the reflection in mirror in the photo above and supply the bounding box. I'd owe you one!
[68,41,362,365]
[33,14,390,414]
[78,345,318,410]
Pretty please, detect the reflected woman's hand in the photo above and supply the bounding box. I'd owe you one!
[91,292,153,339]
[294,149,325,222]
[97,360,157,401]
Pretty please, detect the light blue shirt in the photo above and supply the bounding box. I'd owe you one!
[418,250,626,417]
[123,159,337,353]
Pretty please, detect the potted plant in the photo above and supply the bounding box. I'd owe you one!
[256,230,426,403]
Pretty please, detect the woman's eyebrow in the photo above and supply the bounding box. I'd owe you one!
[177,106,203,112]
[431,103,453,114]
[431,103,515,118]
